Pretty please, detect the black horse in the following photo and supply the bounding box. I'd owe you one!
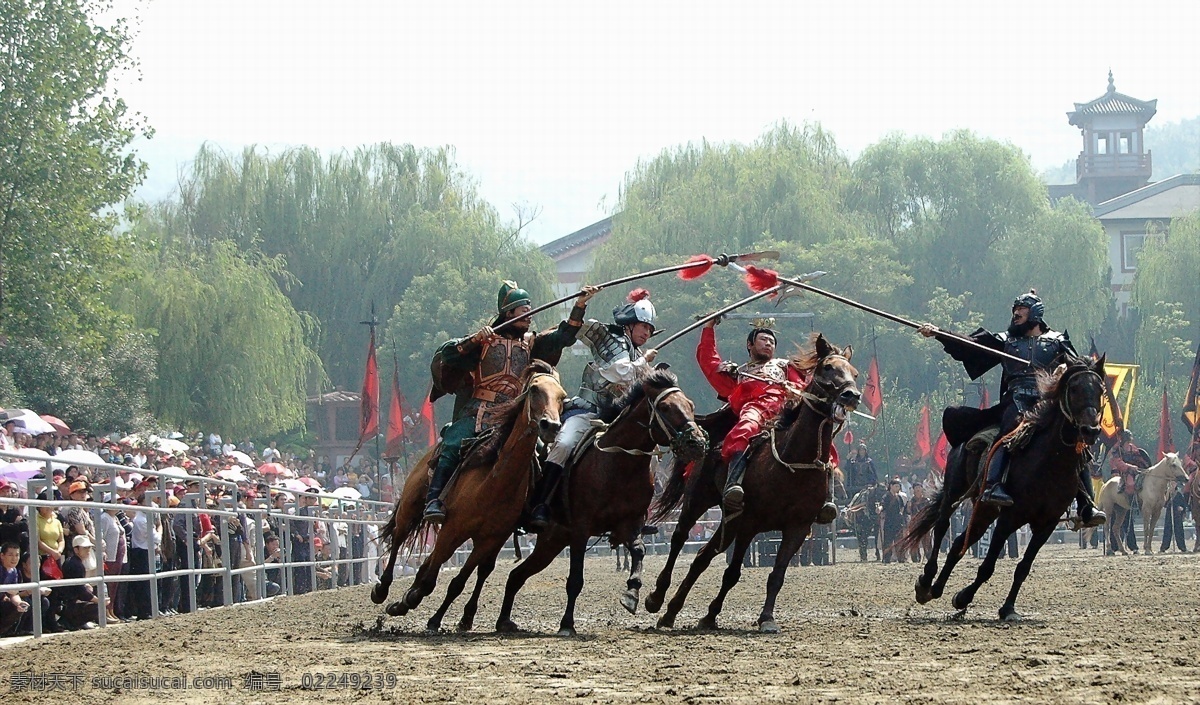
[901,355,1105,620]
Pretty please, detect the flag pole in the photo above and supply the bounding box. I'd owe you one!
[360,302,381,493]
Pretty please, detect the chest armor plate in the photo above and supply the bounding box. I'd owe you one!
[1002,332,1064,396]
[473,335,531,403]
[577,322,643,408]
[737,358,790,384]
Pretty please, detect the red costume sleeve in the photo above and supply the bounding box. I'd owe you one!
[787,364,807,388]
[697,327,736,400]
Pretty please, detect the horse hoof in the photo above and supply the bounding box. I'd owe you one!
[914,577,934,605]
[385,602,408,617]
[456,620,474,633]
[656,614,676,630]
[557,627,577,637]
[951,589,972,611]
[425,621,441,633]
[496,619,520,633]
[620,592,638,615]
[695,615,718,630]
[999,606,1021,622]
[370,583,389,604]
[644,593,663,614]
[758,620,780,634]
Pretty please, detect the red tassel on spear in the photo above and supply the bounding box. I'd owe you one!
[677,255,715,281]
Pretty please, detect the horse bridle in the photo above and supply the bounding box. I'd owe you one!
[516,371,560,430]
[596,386,698,457]
[1056,366,1104,438]
[770,355,855,472]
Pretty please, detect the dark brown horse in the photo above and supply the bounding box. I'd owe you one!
[902,355,1106,620]
[371,362,567,631]
[494,369,709,636]
[653,334,860,633]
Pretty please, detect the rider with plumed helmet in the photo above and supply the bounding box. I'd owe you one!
[919,290,1106,526]
[528,288,658,531]
[424,280,597,524]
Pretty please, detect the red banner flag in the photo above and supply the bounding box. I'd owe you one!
[862,356,883,416]
[979,386,991,410]
[420,392,437,448]
[384,366,407,460]
[914,404,931,461]
[933,431,949,474]
[358,328,380,440]
[1158,380,1175,461]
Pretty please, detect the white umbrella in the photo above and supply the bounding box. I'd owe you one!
[278,478,309,493]
[215,468,248,482]
[322,486,361,506]
[0,461,45,482]
[154,437,190,454]
[51,448,108,471]
[226,450,254,466]
[4,409,56,435]
[156,466,190,479]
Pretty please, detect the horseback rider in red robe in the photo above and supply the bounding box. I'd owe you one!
[696,318,839,524]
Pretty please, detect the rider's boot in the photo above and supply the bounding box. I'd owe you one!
[722,450,750,517]
[816,469,839,524]
[1075,465,1106,528]
[422,452,456,524]
[528,461,564,532]
[979,446,1015,507]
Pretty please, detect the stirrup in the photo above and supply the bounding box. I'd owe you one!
[528,505,551,532]
[423,499,447,524]
[723,484,744,513]
[980,485,1014,508]
[1079,506,1106,528]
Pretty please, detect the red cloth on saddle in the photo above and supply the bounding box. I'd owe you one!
[697,327,806,463]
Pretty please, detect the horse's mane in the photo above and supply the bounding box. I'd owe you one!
[598,368,680,424]
[1026,356,1096,428]
[480,359,558,429]
[788,332,846,372]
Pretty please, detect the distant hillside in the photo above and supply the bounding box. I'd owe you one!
[1042,115,1200,185]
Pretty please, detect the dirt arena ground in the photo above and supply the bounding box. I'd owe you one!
[2,543,1200,703]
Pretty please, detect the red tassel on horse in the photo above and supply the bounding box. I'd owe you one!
[677,255,715,281]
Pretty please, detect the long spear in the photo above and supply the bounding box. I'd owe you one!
[735,264,1032,367]
[491,250,779,334]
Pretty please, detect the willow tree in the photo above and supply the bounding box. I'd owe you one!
[114,238,321,437]
[1133,212,1200,371]
[160,143,554,393]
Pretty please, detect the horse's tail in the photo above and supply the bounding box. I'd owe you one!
[895,485,946,554]
[650,453,705,524]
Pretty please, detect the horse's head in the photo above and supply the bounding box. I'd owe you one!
[791,333,861,414]
[615,369,709,464]
[522,360,567,443]
[1038,354,1105,443]
[1157,452,1189,483]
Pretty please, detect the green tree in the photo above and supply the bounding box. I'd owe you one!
[0,0,147,342]
[1133,212,1200,353]
[112,237,321,437]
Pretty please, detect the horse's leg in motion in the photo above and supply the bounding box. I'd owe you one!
[646,499,705,613]
[557,536,589,637]
[387,535,459,617]
[620,536,646,615]
[370,529,405,605]
[495,533,566,632]
[426,547,482,632]
[458,544,501,632]
[1142,503,1158,555]
[951,514,1018,612]
[657,524,736,629]
[1108,506,1128,556]
[998,520,1055,621]
[915,503,955,604]
[757,525,810,633]
[930,504,998,602]
[697,528,755,631]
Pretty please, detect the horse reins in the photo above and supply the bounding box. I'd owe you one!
[767,361,852,473]
[594,386,686,457]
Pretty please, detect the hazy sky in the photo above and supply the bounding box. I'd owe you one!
[115,0,1200,245]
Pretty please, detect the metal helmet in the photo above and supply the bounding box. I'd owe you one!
[612,288,656,331]
[496,280,531,315]
[1012,289,1044,323]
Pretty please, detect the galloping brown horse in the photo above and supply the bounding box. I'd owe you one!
[654,334,860,633]
[903,355,1106,620]
[495,369,709,636]
[371,362,567,631]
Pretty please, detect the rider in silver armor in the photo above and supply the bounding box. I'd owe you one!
[528,289,659,531]
[920,290,1106,526]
